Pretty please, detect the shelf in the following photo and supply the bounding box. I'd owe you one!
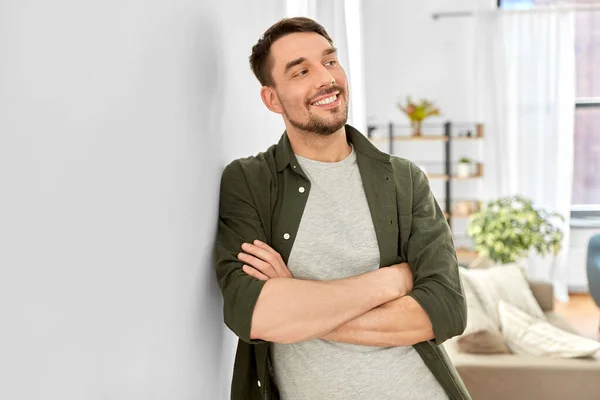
[368,123,484,142]
[427,163,484,180]
[370,135,448,142]
[445,212,477,219]
[428,173,483,181]
[370,135,485,143]
[448,212,476,219]
[456,248,479,264]
[444,199,482,220]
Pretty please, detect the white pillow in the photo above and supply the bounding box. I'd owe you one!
[460,263,546,328]
[459,272,498,336]
[499,300,600,358]
[454,271,510,354]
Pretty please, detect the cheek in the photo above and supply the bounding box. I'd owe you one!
[278,89,308,111]
[287,86,312,107]
[334,68,348,89]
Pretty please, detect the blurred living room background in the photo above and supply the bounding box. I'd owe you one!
[2,0,600,399]
[361,1,600,397]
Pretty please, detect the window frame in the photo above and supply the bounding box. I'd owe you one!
[497,0,600,224]
[572,98,600,223]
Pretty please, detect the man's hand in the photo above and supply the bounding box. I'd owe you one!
[238,240,293,280]
[239,241,413,296]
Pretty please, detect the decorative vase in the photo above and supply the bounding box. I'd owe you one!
[457,162,471,178]
[411,120,422,137]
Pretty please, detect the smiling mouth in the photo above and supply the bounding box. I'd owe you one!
[311,93,340,107]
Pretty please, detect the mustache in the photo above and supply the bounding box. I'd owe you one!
[307,86,345,105]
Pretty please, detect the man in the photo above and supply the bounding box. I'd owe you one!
[215,17,470,400]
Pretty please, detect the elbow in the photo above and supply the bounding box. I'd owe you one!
[250,314,300,344]
[250,325,298,344]
[249,313,274,342]
[249,322,266,342]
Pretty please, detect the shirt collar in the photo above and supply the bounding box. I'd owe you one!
[274,124,390,173]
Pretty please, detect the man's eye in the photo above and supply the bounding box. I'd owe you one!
[325,60,337,66]
[295,70,308,77]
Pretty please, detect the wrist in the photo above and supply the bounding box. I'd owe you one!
[376,267,403,300]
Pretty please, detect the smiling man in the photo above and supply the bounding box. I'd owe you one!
[214,17,470,400]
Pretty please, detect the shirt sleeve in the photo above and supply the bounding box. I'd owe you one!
[214,159,268,344]
[405,165,467,345]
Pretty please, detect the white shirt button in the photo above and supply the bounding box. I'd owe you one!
[283,233,290,240]
[298,186,305,193]
[257,380,261,387]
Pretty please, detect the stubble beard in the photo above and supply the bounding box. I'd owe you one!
[283,91,349,137]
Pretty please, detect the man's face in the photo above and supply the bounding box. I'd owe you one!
[265,32,348,136]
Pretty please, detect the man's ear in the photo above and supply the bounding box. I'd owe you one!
[260,86,283,115]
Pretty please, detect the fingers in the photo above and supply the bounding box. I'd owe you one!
[238,252,277,277]
[242,265,269,281]
[241,241,292,278]
[252,240,277,255]
[254,240,292,277]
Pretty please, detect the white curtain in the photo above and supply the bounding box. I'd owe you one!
[473,10,575,302]
[285,0,367,134]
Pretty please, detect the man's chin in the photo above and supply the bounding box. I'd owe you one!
[313,119,348,136]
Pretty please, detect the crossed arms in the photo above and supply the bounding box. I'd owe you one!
[238,240,434,346]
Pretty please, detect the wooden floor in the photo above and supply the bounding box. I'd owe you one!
[554,293,600,341]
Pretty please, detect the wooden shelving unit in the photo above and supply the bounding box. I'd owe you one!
[428,163,484,181]
[455,248,479,264]
[367,121,484,265]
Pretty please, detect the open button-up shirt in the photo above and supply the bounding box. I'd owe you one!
[215,124,471,400]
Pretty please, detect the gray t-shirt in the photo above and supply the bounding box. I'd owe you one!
[269,144,448,400]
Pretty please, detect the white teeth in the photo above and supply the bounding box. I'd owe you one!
[313,94,337,106]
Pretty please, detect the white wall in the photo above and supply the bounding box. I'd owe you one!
[362,0,494,126]
[0,1,284,399]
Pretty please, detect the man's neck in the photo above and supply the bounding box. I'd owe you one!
[286,125,352,163]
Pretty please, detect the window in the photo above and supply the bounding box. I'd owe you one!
[573,10,600,209]
[500,0,600,214]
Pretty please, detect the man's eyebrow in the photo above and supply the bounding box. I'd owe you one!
[284,57,306,74]
[284,48,338,74]
[323,47,338,56]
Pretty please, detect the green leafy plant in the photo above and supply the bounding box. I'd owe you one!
[466,195,564,264]
[459,157,472,164]
[397,96,440,122]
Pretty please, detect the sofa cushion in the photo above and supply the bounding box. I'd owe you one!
[528,280,554,312]
[456,330,510,354]
[499,300,600,358]
[460,263,546,327]
[455,271,510,354]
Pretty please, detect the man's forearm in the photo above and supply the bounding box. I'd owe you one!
[319,295,434,347]
[250,267,403,344]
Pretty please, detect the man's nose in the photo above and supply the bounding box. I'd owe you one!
[313,64,335,89]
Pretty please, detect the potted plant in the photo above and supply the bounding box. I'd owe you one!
[457,157,473,178]
[466,195,564,267]
[397,96,441,136]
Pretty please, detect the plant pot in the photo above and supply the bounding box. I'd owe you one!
[457,162,471,178]
[411,120,422,137]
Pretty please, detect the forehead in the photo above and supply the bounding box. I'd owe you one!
[270,32,333,71]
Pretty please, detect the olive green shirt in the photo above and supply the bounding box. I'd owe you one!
[215,124,471,400]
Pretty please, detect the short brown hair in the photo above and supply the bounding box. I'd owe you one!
[249,17,334,87]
